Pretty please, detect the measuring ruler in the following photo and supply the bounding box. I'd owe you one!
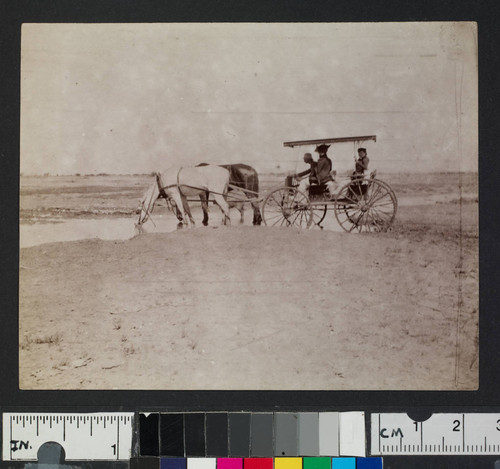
[371,413,500,455]
[2,413,134,461]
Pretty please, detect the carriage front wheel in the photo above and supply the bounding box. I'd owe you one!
[262,187,313,228]
[334,178,397,233]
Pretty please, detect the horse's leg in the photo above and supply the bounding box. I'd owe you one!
[169,199,183,222]
[238,204,245,224]
[212,194,231,226]
[249,172,262,225]
[180,194,196,227]
[199,191,209,226]
[251,200,262,225]
[169,190,188,226]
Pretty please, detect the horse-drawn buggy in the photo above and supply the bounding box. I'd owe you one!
[136,135,397,233]
[261,135,398,232]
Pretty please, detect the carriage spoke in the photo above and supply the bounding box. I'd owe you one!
[369,213,384,231]
[263,187,312,228]
[371,206,392,227]
[290,210,302,226]
[366,182,383,204]
[370,205,392,219]
[267,213,286,225]
[369,210,384,231]
[372,200,396,209]
[369,188,392,206]
[271,216,284,227]
[333,178,397,233]
[364,215,372,233]
[264,178,396,233]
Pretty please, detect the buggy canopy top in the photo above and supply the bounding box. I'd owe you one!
[283,135,376,148]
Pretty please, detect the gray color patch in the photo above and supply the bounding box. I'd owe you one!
[274,413,298,456]
[298,413,319,456]
[319,412,339,456]
[250,414,274,457]
[229,413,251,457]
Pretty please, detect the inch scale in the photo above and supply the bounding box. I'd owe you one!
[2,413,134,461]
[371,413,500,455]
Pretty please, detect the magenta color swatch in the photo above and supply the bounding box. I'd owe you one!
[217,459,243,469]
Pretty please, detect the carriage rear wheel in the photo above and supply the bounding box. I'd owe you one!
[262,187,313,228]
[334,178,397,233]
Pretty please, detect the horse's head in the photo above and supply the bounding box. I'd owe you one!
[135,178,160,228]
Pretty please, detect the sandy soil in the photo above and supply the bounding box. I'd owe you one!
[19,173,478,390]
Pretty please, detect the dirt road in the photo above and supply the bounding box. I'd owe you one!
[19,212,478,390]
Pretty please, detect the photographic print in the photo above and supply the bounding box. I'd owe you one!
[19,22,478,390]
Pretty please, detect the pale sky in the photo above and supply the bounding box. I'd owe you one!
[20,22,478,175]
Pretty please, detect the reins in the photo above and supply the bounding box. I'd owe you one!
[138,167,231,228]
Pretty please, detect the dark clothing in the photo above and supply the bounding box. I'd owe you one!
[297,161,318,184]
[355,155,369,174]
[316,155,333,184]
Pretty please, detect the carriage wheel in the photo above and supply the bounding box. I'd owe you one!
[334,178,397,233]
[311,204,328,228]
[262,187,313,228]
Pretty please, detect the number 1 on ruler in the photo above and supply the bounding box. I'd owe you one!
[371,413,500,455]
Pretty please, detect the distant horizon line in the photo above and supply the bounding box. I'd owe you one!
[20,169,479,177]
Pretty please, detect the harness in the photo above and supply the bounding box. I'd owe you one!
[157,167,229,198]
[138,167,231,226]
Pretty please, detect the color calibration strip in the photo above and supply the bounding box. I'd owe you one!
[130,457,383,469]
[140,413,365,458]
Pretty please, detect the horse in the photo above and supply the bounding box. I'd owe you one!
[197,163,262,225]
[136,165,231,229]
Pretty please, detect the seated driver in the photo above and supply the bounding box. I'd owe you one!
[294,153,318,193]
[315,144,338,198]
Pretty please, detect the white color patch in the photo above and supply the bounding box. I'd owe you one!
[339,412,366,457]
[187,458,216,469]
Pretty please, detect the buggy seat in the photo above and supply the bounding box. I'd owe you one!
[308,182,329,197]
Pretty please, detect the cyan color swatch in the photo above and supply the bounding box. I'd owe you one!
[331,458,355,469]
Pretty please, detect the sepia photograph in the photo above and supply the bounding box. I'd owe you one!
[19,22,478,390]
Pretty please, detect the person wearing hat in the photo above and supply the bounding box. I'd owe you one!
[354,148,370,176]
[294,153,318,193]
[315,144,337,198]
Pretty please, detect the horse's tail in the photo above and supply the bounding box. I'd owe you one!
[248,168,259,195]
[239,165,261,225]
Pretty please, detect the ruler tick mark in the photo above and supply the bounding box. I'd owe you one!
[117,415,120,460]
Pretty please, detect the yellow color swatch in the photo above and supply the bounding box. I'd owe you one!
[274,458,302,469]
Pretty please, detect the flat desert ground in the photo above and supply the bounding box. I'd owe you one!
[19,172,478,390]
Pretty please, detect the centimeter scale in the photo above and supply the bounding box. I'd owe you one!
[371,413,500,455]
